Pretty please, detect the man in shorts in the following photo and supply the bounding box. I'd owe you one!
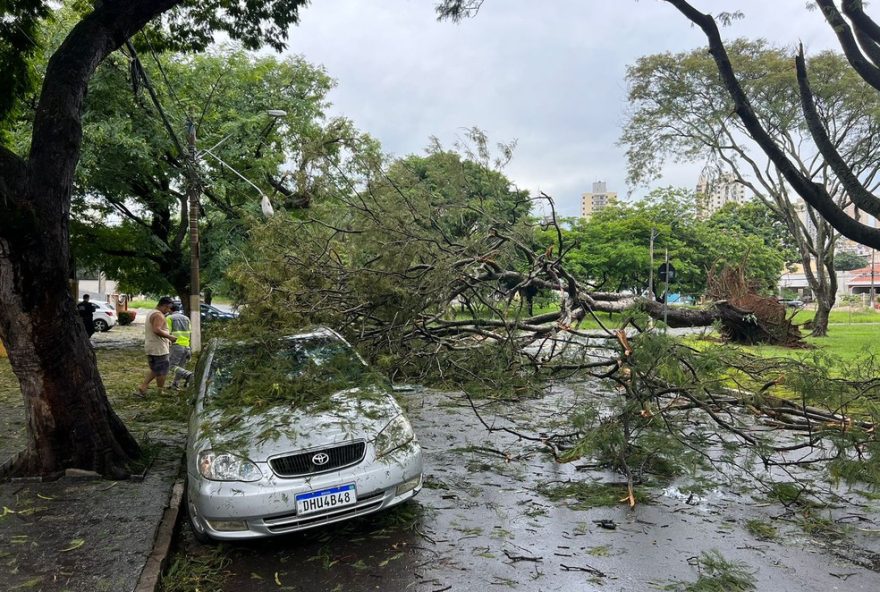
[137,296,177,397]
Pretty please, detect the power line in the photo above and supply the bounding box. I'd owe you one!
[143,30,185,115]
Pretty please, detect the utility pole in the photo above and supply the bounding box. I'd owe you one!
[648,228,656,301]
[663,247,670,333]
[186,118,202,353]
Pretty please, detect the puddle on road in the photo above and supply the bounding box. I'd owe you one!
[172,384,880,592]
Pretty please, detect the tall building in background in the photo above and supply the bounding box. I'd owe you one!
[837,203,877,256]
[581,181,618,219]
[695,173,750,218]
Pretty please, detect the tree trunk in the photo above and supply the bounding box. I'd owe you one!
[0,1,184,477]
[811,298,832,337]
[0,191,140,477]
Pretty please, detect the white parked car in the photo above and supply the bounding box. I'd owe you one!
[185,327,423,541]
[92,301,117,332]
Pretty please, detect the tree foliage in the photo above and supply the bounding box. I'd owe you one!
[68,47,372,300]
[0,0,314,477]
[229,134,531,338]
[551,188,784,297]
[833,250,869,271]
[706,202,799,267]
[621,39,880,334]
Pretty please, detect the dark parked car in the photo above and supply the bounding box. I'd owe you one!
[200,303,237,322]
[169,299,238,321]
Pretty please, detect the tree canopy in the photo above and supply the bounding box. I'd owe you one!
[552,188,784,297]
[621,39,880,334]
[0,0,314,477]
[833,251,869,271]
[66,47,371,301]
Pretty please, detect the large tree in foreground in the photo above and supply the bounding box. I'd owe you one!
[658,0,880,251]
[0,0,307,477]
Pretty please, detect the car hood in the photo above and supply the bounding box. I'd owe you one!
[193,386,403,462]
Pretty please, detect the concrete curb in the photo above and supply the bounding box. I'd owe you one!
[135,479,184,592]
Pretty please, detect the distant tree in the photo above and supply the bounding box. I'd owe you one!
[558,188,783,297]
[834,251,869,271]
[707,202,799,267]
[622,41,880,335]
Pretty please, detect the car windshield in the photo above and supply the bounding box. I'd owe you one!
[206,335,386,413]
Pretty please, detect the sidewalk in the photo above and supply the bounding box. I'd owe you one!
[0,327,184,592]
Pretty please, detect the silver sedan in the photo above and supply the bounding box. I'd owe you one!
[185,328,423,541]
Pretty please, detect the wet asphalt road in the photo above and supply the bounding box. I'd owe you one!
[173,384,880,592]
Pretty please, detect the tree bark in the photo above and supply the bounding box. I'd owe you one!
[0,192,140,476]
[811,301,832,338]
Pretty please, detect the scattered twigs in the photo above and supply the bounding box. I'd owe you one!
[503,550,543,563]
[461,390,579,459]
[560,563,606,577]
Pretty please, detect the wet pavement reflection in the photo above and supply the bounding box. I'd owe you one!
[173,384,880,592]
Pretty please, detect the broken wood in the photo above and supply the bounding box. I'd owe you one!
[561,563,606,577]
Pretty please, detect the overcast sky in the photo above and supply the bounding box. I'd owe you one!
[280,1,841,217]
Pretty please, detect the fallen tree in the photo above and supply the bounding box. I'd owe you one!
[230,148,877,503]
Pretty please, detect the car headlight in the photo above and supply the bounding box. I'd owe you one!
[373,414,415,457]
[197,450,263,482]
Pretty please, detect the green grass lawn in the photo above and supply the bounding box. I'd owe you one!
[128,299,158,309]
[741,323,879,363]
[792,308,880,325]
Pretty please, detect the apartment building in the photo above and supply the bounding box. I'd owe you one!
[695,173,749,218]
[581,181,618,219]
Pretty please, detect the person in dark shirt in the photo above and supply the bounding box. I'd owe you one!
[77,294,98,337]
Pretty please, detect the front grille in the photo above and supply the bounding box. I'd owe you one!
[270,441,366,477]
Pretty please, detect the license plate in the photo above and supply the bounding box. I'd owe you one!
[295,483,357,516]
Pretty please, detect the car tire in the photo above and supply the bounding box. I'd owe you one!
[94,319,109,332]
[183,478,215,545]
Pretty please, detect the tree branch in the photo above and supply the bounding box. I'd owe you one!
[795,45,880,219]
[27,0,182,201]
[664,0,880,249]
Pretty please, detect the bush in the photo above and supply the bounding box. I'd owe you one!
[118,310,136,325]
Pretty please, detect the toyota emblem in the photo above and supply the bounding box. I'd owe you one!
[312,452,330,466]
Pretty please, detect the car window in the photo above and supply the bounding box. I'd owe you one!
[205,335,385,413]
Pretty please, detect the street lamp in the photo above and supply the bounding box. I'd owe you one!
[186,109,287,353]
